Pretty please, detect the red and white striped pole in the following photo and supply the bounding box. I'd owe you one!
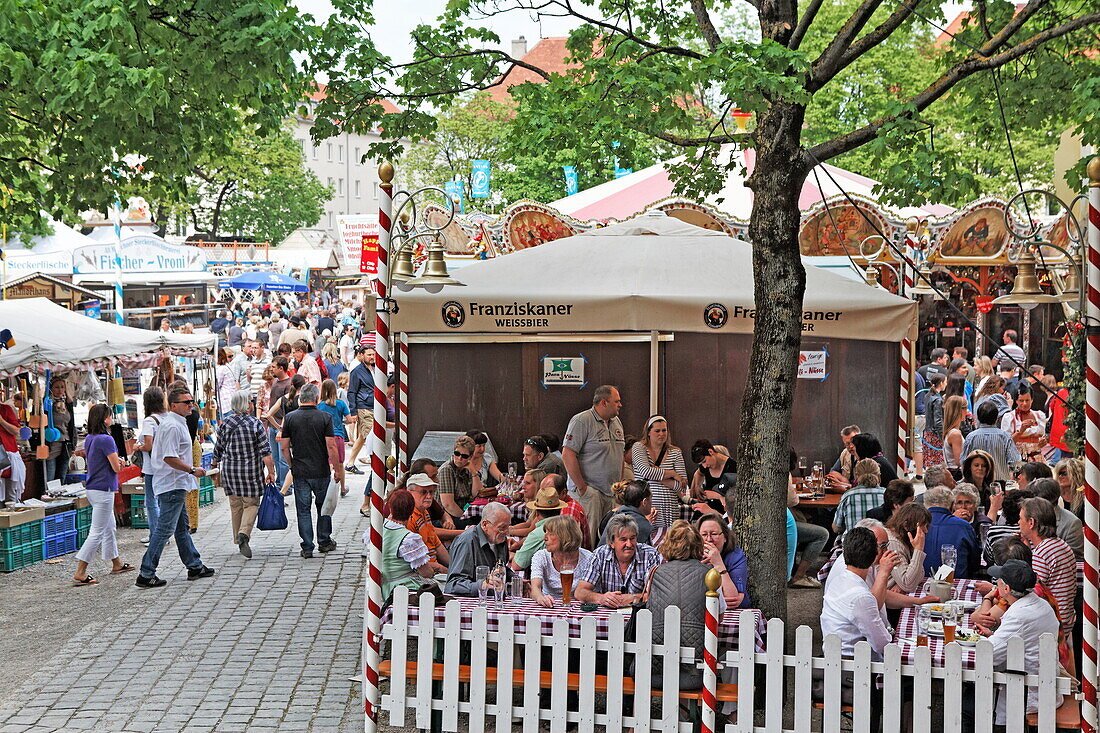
[364,162,393,733]
[898,338,912,476]
[1082,156,1100,733]
[397,331,409,477]
[701,569,721,733]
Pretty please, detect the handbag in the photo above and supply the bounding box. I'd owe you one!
[0,444,11,477]
[321,477,340,517]
[256,481,288,531]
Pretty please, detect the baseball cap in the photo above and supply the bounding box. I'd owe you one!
[987,558,1036,595]
[406,473,437,488]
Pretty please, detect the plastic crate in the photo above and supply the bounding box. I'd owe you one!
[1,540,43,572]
[76,506,92,531]
[200,452,214,470]
[77,527,89,546]
[0,520,43,550]
[42,510,77,539]
[44,530,78,559]
[199,486,215,506]
[130,494,148,529]
[198,475,215,490]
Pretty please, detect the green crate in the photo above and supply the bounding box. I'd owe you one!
[198,486,215,506]
[129,494,148,529]
[198,475,214,490]
[0,540,43,572]
[76,506,92,530]
[0,520,43,551]
[77,527,89,545]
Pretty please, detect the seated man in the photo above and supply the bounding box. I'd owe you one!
[815,526,896,712]
[598,479,654,546]
[975,559,1062,726]
[522,435,566,476]
[832,459,885,535]
[403,473,450,566]
[510,486,565,571]
[541,472,589,548]
[443,502,511,597]
[921,486,979,578]
[574,514,660,608]
[826,424,861,489]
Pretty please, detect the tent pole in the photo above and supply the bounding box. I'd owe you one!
[1081,157,1099,733]
[649,330,659,415]
[397,332,409,477]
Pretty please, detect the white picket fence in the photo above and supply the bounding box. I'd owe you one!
[378,587,1076,733]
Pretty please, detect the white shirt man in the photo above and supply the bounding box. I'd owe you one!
[820,526,896,660]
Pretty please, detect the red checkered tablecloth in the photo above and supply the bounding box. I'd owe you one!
[383,595,766,651]
[462,498,529,524]
[894,579,985,668]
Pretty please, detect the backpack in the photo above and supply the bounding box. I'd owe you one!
[316,355,328,379]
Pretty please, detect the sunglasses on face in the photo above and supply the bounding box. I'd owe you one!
[453,451,471,459]
[173,400,195,405]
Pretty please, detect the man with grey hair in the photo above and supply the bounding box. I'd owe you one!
[912,464,955,507]
[574,513,660,608]
[562,385,626,544]
[444,502,511,597]
[921,486,978,578]
[280,382,342,558]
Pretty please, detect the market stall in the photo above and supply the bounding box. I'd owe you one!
[378,214,918,468]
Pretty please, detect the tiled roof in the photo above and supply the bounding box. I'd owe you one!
[487,38,576,103]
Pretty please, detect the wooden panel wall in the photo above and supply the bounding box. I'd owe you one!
[406,334,899,474]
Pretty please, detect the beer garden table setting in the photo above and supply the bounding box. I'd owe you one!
[894,577,985,667]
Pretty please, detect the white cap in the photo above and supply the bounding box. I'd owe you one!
[406,473,437,488]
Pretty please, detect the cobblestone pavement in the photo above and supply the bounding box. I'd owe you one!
[0,474,374,733]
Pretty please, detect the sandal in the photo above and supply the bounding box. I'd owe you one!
[111,563,135,574]
[359,509,370,517]
[72,575,99,586]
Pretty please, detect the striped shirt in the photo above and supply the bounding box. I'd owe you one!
[631,442,687,528]
[961,426,1021,481]
[1031,536,1076,633]
[834,487,884,533]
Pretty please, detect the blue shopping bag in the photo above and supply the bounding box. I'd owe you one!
[256,482,288,531]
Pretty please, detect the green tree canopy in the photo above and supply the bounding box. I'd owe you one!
[0,0,314,236]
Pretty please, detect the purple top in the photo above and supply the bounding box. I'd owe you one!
[85,433,119,492]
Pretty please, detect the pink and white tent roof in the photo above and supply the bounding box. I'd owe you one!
[549,145,954,221]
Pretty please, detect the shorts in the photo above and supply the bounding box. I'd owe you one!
[912,414,926,453]
[357,410,375,437]
[333,435,346,463]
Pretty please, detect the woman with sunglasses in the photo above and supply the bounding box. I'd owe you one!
[437,435,483,525]
[631,415,688,528]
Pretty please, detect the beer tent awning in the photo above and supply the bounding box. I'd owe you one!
[390,214,918,342]
[0,298,215,376]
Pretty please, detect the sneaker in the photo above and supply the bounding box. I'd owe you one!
[345,465,363,475]
[135,575,167,589]
[300,548,314,558]
[789,575,821,589]
[140,537,150,545]
[187,565,215,581]
[318,541,337,553]
[357,457,371,466]
[238,534,252,559]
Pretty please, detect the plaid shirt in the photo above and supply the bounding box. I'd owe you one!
[578,543,661,595]
[833,487,884,534]
[560,496,589,547]
[437,459,474,507]
[212,412,271,497]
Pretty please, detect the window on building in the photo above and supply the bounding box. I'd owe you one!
[354,146,360,163]
[312,140,318,159]
[373,182,379,200]
[300,138,308,156]
[327,143,332,161]
[338,144,344,162]
[354,180,361,198]
[327,211,333,228]
[327,177,334,196]
[338,178,344,195]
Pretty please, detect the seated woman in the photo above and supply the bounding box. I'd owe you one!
[598,480,655,546]
[695,514,749,608]
[883,502,931,594]
[951,482,991,538]
[639,520,727,690]
[529,515,592,608]
[381,489,446,602]
[688,440,737,516]
[867,479,914,524]
[983,487,1032,564]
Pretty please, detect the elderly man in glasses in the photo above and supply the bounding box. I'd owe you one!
[437,435,483,527]
[136,388,215,588]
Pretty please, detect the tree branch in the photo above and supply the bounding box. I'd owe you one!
[977,0,1052,55]
[788,0,826,50]
[690,0,725,50]
[809,0,927,91]
[652,130,737,147]
[806,11,1100,162]
[810,0,887,78]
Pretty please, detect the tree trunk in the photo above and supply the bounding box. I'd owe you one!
[735,100,811,623]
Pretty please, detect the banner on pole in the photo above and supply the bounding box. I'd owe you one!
[444,180,465,214]
[360,233,379,275]
[335,216,378,269]
[563,166,579,196]
[471,160,491,198]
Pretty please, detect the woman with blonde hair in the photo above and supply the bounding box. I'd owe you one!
[631,415,688,528]
[942,395,968,470]
[529,515,592,607]
[1054,457,1084,519]
[974,355,995,394]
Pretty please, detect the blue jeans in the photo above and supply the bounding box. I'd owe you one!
[44,446,70,484]
[268,427,289,487]
[293,476,333,551]
[143,474,160,536]
[139,489,202,578]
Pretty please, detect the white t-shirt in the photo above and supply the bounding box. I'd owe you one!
[150,411,196,496]
[136,414,162,476]
[529,548,593,599]
[820,566,893,660]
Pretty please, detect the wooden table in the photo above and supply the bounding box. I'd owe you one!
[793,492,842,509]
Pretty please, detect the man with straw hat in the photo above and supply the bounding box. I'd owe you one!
[510,485,567,571]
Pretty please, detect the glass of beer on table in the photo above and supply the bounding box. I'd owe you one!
[560,562,575,605]
[916,607,931,647]
[943,605,957,644]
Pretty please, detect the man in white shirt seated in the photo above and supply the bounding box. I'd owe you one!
[815,526,898,718]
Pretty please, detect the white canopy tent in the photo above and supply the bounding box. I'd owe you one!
[391,214,917,342]
[0,298,215,376]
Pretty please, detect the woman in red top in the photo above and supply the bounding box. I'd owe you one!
[0,389,25,507]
